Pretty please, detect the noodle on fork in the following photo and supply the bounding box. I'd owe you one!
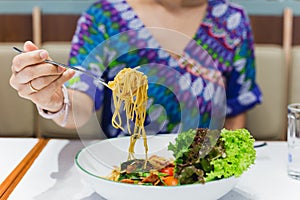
[108,67,148,160]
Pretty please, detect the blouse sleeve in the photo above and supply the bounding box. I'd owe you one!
[65,3,110,110]
[225,14,262,117]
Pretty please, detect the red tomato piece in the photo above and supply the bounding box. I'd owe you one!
[160,167,174,176]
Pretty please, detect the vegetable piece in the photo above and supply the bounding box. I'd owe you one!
[162,176,179,186]
[142,174,159,184]
[178,165,205,184]
[120,179,135,184]
[160,167,174,176]
[205,128,256,182]
[168,128,256,185]
[120,159,153,173]
[168,128,222,184]
[168,129,196,159]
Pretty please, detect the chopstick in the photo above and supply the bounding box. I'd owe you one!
[12,47,109,88]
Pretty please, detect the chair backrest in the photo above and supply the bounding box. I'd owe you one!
[246,8,292,141]
[38,42,106,139]
[289,46,300,104]
[246,45,287,140]
[0,43,36,137]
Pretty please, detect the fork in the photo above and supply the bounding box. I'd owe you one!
[13,47,109,88]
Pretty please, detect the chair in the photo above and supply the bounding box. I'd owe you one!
[246,45,286,140]
[289,47,300,104]
[38,42,106,139]
[0,43,36,137]
[246,8,293,140]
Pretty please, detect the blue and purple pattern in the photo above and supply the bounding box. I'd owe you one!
[66,0,262,138]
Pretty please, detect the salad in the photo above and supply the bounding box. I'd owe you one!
[106,128,256,186]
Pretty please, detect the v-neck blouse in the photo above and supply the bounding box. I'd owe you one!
[66,0,262,138]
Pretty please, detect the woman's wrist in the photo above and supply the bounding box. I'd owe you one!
[36,85,70,127]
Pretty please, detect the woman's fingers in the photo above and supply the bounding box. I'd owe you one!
[12,50,49,73]
[11,41,38,73]
[10,41,76,112]
[16,82,38,100]
[12,69,75,112]
[30,75,61,91]
[43,69,75,93]
[30,69,75,111]
[14,62,66,84]
[11,75,59,100]
[9,64,63,91]
[12,41,52,73]
[10,40,67,91]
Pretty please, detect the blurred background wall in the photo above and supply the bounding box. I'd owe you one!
[0,0,300,44]
[0,0,298,140]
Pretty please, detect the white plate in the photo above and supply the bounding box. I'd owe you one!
[75,135,240,200]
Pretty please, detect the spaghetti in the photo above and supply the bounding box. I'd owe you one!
[108,67,148,160]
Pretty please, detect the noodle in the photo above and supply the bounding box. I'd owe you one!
[108,67,148,160]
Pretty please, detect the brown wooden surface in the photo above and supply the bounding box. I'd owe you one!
[0,138,49,200]
[42,14,79,42]
[250,15,283,45]
[0,15,33,42]
[0,14,299,45]
[293,16,300,45]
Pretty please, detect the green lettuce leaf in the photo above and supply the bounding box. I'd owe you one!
[205,128,256,182]
[168,128,256,184]
[168,129,196,159]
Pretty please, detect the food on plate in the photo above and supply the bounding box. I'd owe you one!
[168,128,256,183]
[106,128,256,186]
[108,67,148,160]
[107,155,177,186]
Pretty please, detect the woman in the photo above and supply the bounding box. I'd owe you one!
[9,0,262,137]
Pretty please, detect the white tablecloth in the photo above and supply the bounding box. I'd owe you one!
[0,138,38,185]
[8,140,300,200]
[221,142,300,200]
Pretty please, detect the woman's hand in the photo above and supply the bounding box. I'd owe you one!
[9,41,75,113]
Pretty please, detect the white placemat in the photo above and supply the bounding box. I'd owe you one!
[0,138,38,184]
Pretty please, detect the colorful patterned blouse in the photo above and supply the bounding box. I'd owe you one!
[66,0,262,138]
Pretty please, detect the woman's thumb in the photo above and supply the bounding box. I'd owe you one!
[23,41,39,52]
